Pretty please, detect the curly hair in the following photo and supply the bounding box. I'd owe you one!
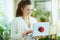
[16,0,31,17]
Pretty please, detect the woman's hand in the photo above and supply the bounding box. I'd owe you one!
[26,30,32,34]
[22,30,32,37]
[33,36,39,40]
[22,31,27,37]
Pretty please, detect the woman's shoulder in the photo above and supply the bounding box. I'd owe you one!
[15,17,22,19]
[30,16,37,23]
[12,17,22,22]
[30,17,36,21]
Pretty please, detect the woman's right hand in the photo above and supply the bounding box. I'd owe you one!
[22,30,32,37]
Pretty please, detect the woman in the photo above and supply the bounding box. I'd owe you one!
[11,0,37,40]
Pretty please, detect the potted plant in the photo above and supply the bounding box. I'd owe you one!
[31,8,40,18]
[0,26,4,40]
[38,36,49,40]
[39,16,47,22]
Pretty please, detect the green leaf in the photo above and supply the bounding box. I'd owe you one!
[0,26,4,35]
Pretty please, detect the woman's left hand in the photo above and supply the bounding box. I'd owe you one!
[26,30,32,34]
[22,30,32,37]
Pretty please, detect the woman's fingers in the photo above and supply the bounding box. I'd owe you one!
[22,31,27,37]
[22,30,32,37]
[27,30,32,33]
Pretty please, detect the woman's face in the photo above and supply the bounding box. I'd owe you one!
[22,5,32,16]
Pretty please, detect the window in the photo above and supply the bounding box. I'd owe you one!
[0,0,14,23]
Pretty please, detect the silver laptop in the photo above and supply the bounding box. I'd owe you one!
[33,22,50,37]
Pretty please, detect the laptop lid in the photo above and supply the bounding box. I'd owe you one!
[33,22,50,37]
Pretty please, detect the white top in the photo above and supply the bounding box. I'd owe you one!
[10,16,37,40]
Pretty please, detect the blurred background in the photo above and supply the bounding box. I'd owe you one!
[0,0,60,40]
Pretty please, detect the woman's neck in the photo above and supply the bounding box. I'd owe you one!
[22,15,30,20]
[22,15,31,28]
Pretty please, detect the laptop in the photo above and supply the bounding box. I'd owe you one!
[33,22,50,37]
